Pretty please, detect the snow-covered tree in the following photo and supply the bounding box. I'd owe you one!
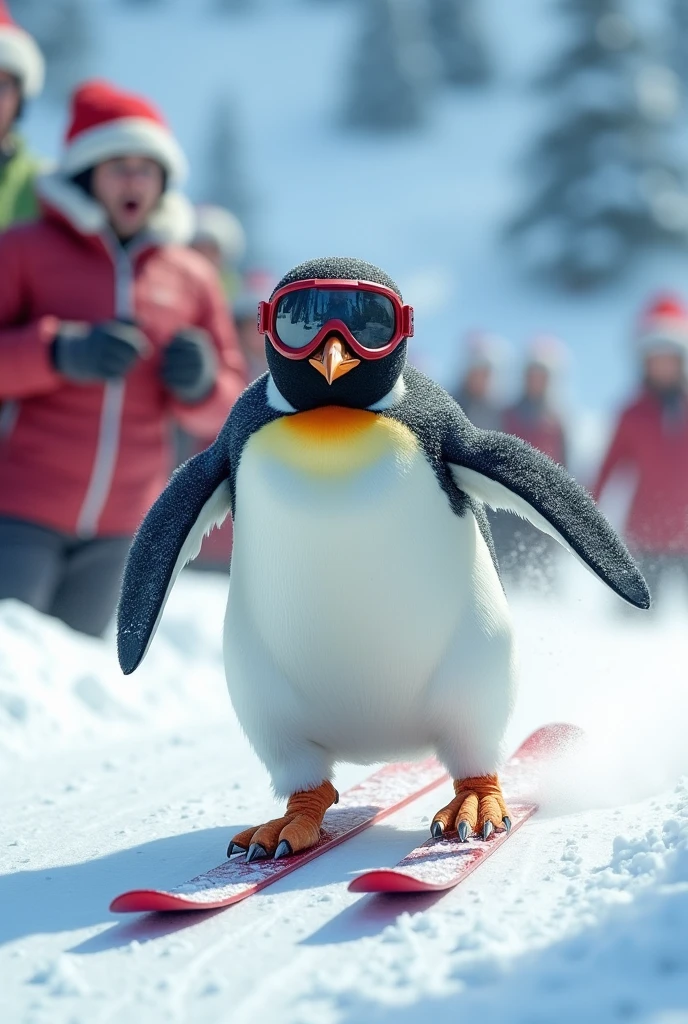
[668,0,688,85]
[202,96,254,246]
[427,0,490,86]
[11,0,94,100]
[508,0,688,289]
[213,0,253,12]
[342,0,434,132]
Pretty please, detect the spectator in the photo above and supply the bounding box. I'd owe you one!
[0,79,246,636]
[0,0,44,228]
[233,271,273,383]
[191,203,246,299]
[495,335,570,593]
[594,294,688,606]
[502,335,568,465]
[451,331,507,429]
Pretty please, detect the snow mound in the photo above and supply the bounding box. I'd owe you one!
[0,570,231,765]
[286,779,688,1023]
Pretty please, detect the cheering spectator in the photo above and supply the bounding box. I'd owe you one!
[450,330,506,430]
[0,79,246,636]
[0,1,43,228]
[495,335,569,592]
[502,335,568,465]
[594,295,688,605]
[191,203,246,299]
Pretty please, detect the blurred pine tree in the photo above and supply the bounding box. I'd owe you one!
[201,95,255,257]
[10,0,94,101]
[507,0,688,289]
[427,0,490,86]
[342,0,435,132]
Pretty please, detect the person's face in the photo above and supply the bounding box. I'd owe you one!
[0,71,21,140]
[191,239,223,271]
[92,156,164,239]
[645,350,685,389]
[465,365,491,398]
[525,363,550,398]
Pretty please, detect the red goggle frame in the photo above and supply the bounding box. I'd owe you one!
[257,278,414,361]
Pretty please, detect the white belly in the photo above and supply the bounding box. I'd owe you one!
[223,421,513,767]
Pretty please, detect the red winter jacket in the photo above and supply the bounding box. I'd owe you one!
[593,390,688,553]
[0,175,246,538]
[501,399,567,466]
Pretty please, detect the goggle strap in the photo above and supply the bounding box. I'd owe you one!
[257,300,270,335]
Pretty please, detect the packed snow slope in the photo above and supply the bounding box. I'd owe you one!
[2,564,688,1024]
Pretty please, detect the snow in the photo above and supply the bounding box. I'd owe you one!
[3,565,688,1023]
[4,0,688,1019]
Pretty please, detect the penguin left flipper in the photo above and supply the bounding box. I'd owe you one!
[444,428,650,609]
[117,441,232,676]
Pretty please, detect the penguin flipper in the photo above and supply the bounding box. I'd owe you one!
[117,443,232,675]
[445,430,650,609]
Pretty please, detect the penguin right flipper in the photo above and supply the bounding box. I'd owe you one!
[444,427,650,610]
[117,441,232,675]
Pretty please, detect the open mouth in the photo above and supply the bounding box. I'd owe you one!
[122,199,141,215]
[309,335,361,385]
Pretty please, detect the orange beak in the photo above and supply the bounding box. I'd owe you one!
[309,335,361,385]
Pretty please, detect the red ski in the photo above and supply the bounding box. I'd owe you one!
[348,722,582,895]
[110,757,449,913]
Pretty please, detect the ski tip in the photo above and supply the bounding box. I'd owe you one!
[348,870,441,895]
[109,889,211,913]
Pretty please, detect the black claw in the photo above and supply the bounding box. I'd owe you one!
[502,816,512,833]
[227,841,246,858]
[431,821,444,839]
[482,821,494,841]
[246,843,268,863]
[458,821,469,843]
[274,840,292,860]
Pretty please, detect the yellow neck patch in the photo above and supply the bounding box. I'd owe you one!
[252,406,419,477]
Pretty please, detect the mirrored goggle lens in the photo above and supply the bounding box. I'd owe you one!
[275,289,396,350]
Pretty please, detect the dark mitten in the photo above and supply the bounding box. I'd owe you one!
[53,321,148,382]
[160,327,218,403]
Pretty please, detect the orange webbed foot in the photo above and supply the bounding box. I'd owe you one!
[431,774,511,842]
[227,780,338,861]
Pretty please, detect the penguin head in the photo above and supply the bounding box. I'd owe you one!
[263,257,409,412]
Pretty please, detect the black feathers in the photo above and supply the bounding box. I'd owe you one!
[385,367,650,610]
[273,256,403,298]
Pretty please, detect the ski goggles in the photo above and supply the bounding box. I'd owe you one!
[258,279,414,360]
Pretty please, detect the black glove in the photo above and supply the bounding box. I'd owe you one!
[53,320,148,383]
[160,328,218,403]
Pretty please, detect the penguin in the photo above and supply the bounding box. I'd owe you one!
[117,256,649,862]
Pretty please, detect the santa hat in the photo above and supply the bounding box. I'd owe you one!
[60,79,188,184]
[526,334,569,373]
[636,293,688,356]
[193,205,246,267]
[0,0,44,98]
[462,330,509,371]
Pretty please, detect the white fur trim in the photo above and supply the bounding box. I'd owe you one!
[266,374,296,413]
[368,374,406,410]
[61,117,188,183]
[0,28,44,97]
[637,320,688,355]
[35,172,195,245]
